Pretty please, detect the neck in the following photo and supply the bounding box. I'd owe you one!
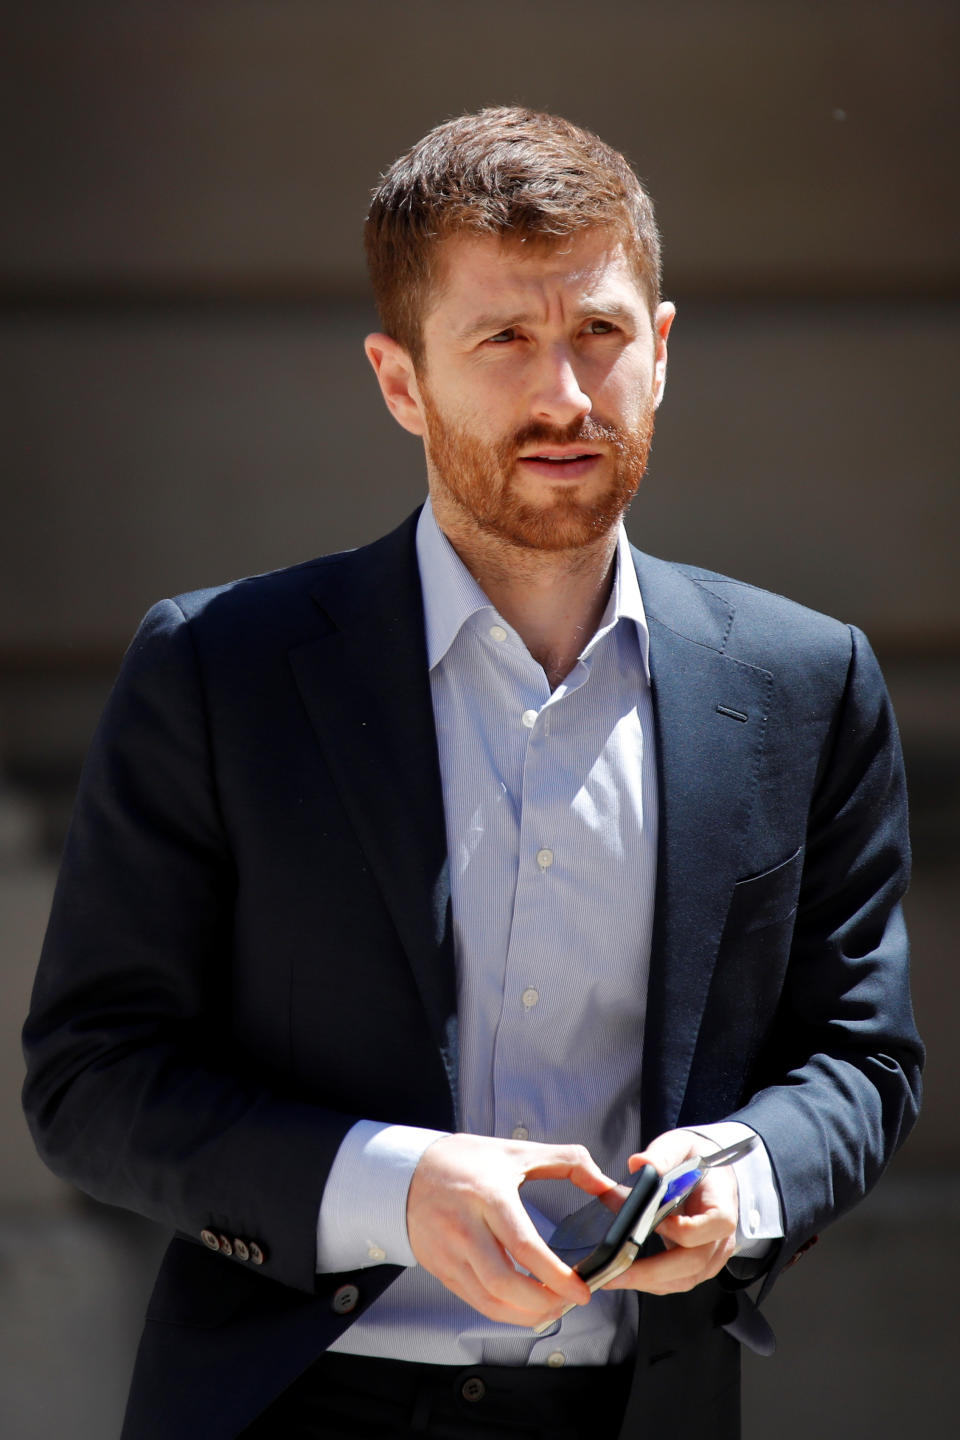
[434,504,620,690]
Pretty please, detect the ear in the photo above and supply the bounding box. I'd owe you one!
[364,333,426,437]
[652,301,676,409]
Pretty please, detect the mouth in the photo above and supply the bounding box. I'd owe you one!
[516,448,604,480]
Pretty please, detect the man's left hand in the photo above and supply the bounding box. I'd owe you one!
[600,1129,739,1296]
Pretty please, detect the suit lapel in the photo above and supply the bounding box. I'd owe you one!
[287,522,773,1139]
[633,551,773,1140]
[287,515,458,1090]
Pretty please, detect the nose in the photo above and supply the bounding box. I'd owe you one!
[530,344,592,426]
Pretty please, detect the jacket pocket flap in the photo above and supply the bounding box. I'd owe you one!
[726,846,804,934]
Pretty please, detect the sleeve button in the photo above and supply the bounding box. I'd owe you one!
[248,1242,266,1266]
[201,1229,220,1252]
[233,1238,250,1262]
[332,1283,360,1315]
[217,1234,233,1257]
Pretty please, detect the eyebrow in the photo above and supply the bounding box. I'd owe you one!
[453,299,638,344]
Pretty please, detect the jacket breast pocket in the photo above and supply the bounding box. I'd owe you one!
[725,846,805,937]
[683,846,807,1115]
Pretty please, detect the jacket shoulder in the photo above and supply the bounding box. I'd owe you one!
[633,548,860,675]
[138,511,421,652]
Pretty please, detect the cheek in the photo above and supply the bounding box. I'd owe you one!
[454,396,516,450]
[617,369,658,423]
[425,373,503,435]
[590,350,653,410]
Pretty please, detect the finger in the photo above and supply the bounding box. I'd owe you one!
[598,1182,632,1215]
[485,1197,592,1305]
[656,1170,738,1247]
[457,1231,569,1325]
[518,1142,617,1199]
[412,1205,562,1326]
[467,1240,574,1324]
[438,1258,562,1326]
[603,1233,738,1295]
[657,1208,735,1248]
[627,1131,700,1177]
[439,1211,578,1326]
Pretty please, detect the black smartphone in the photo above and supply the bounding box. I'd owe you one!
[534,1135,759,1332]
[533,1153,719,1333]
[573,1162,661,1283]
[533,1162,666,1333]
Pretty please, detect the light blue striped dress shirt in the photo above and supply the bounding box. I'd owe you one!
[316,499,780,1367]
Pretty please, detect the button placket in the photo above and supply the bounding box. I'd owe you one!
[484,634,555,1143]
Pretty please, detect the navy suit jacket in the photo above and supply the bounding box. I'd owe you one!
[23,511,922,1439]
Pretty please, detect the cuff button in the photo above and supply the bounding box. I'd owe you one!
[332,1283,360,1315]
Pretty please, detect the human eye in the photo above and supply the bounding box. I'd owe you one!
[583,318,618,336]
[486,327,518,345]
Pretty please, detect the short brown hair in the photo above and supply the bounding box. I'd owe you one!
[364,107,662,367]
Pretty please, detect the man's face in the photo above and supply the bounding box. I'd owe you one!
[408,230,674,552]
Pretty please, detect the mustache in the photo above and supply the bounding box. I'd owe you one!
[508,417,631,451]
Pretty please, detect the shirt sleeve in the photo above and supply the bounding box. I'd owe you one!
[315,1120,450,1273]
[683,1120,783,1259]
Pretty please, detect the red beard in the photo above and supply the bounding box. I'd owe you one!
[420,388,655,552]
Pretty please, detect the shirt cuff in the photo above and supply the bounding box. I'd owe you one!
[315,1120,450,1273]
[683,1121,784,1260]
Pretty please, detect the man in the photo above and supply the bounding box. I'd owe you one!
[23,108,922,1440]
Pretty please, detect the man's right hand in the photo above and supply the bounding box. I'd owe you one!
[406,1133,615,1328]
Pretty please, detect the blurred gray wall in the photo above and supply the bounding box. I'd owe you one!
[1,4,957,1437]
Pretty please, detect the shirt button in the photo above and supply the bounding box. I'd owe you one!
[546,1351,566,1368]
[521,708,538,728]
[512,1124,529,1141]
[489,625,507,643]
[367,1244,386,1262]
[536,848,554,870]
[521,987,539,1009]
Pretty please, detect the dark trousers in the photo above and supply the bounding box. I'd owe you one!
[239,1350,633,1440]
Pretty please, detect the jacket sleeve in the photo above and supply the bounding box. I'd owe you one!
[22,599,358,1295]
[729,625,923,1292]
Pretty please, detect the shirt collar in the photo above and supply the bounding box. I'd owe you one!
[415,496,650,681]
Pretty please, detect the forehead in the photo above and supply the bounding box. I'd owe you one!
[424,229,646,330]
